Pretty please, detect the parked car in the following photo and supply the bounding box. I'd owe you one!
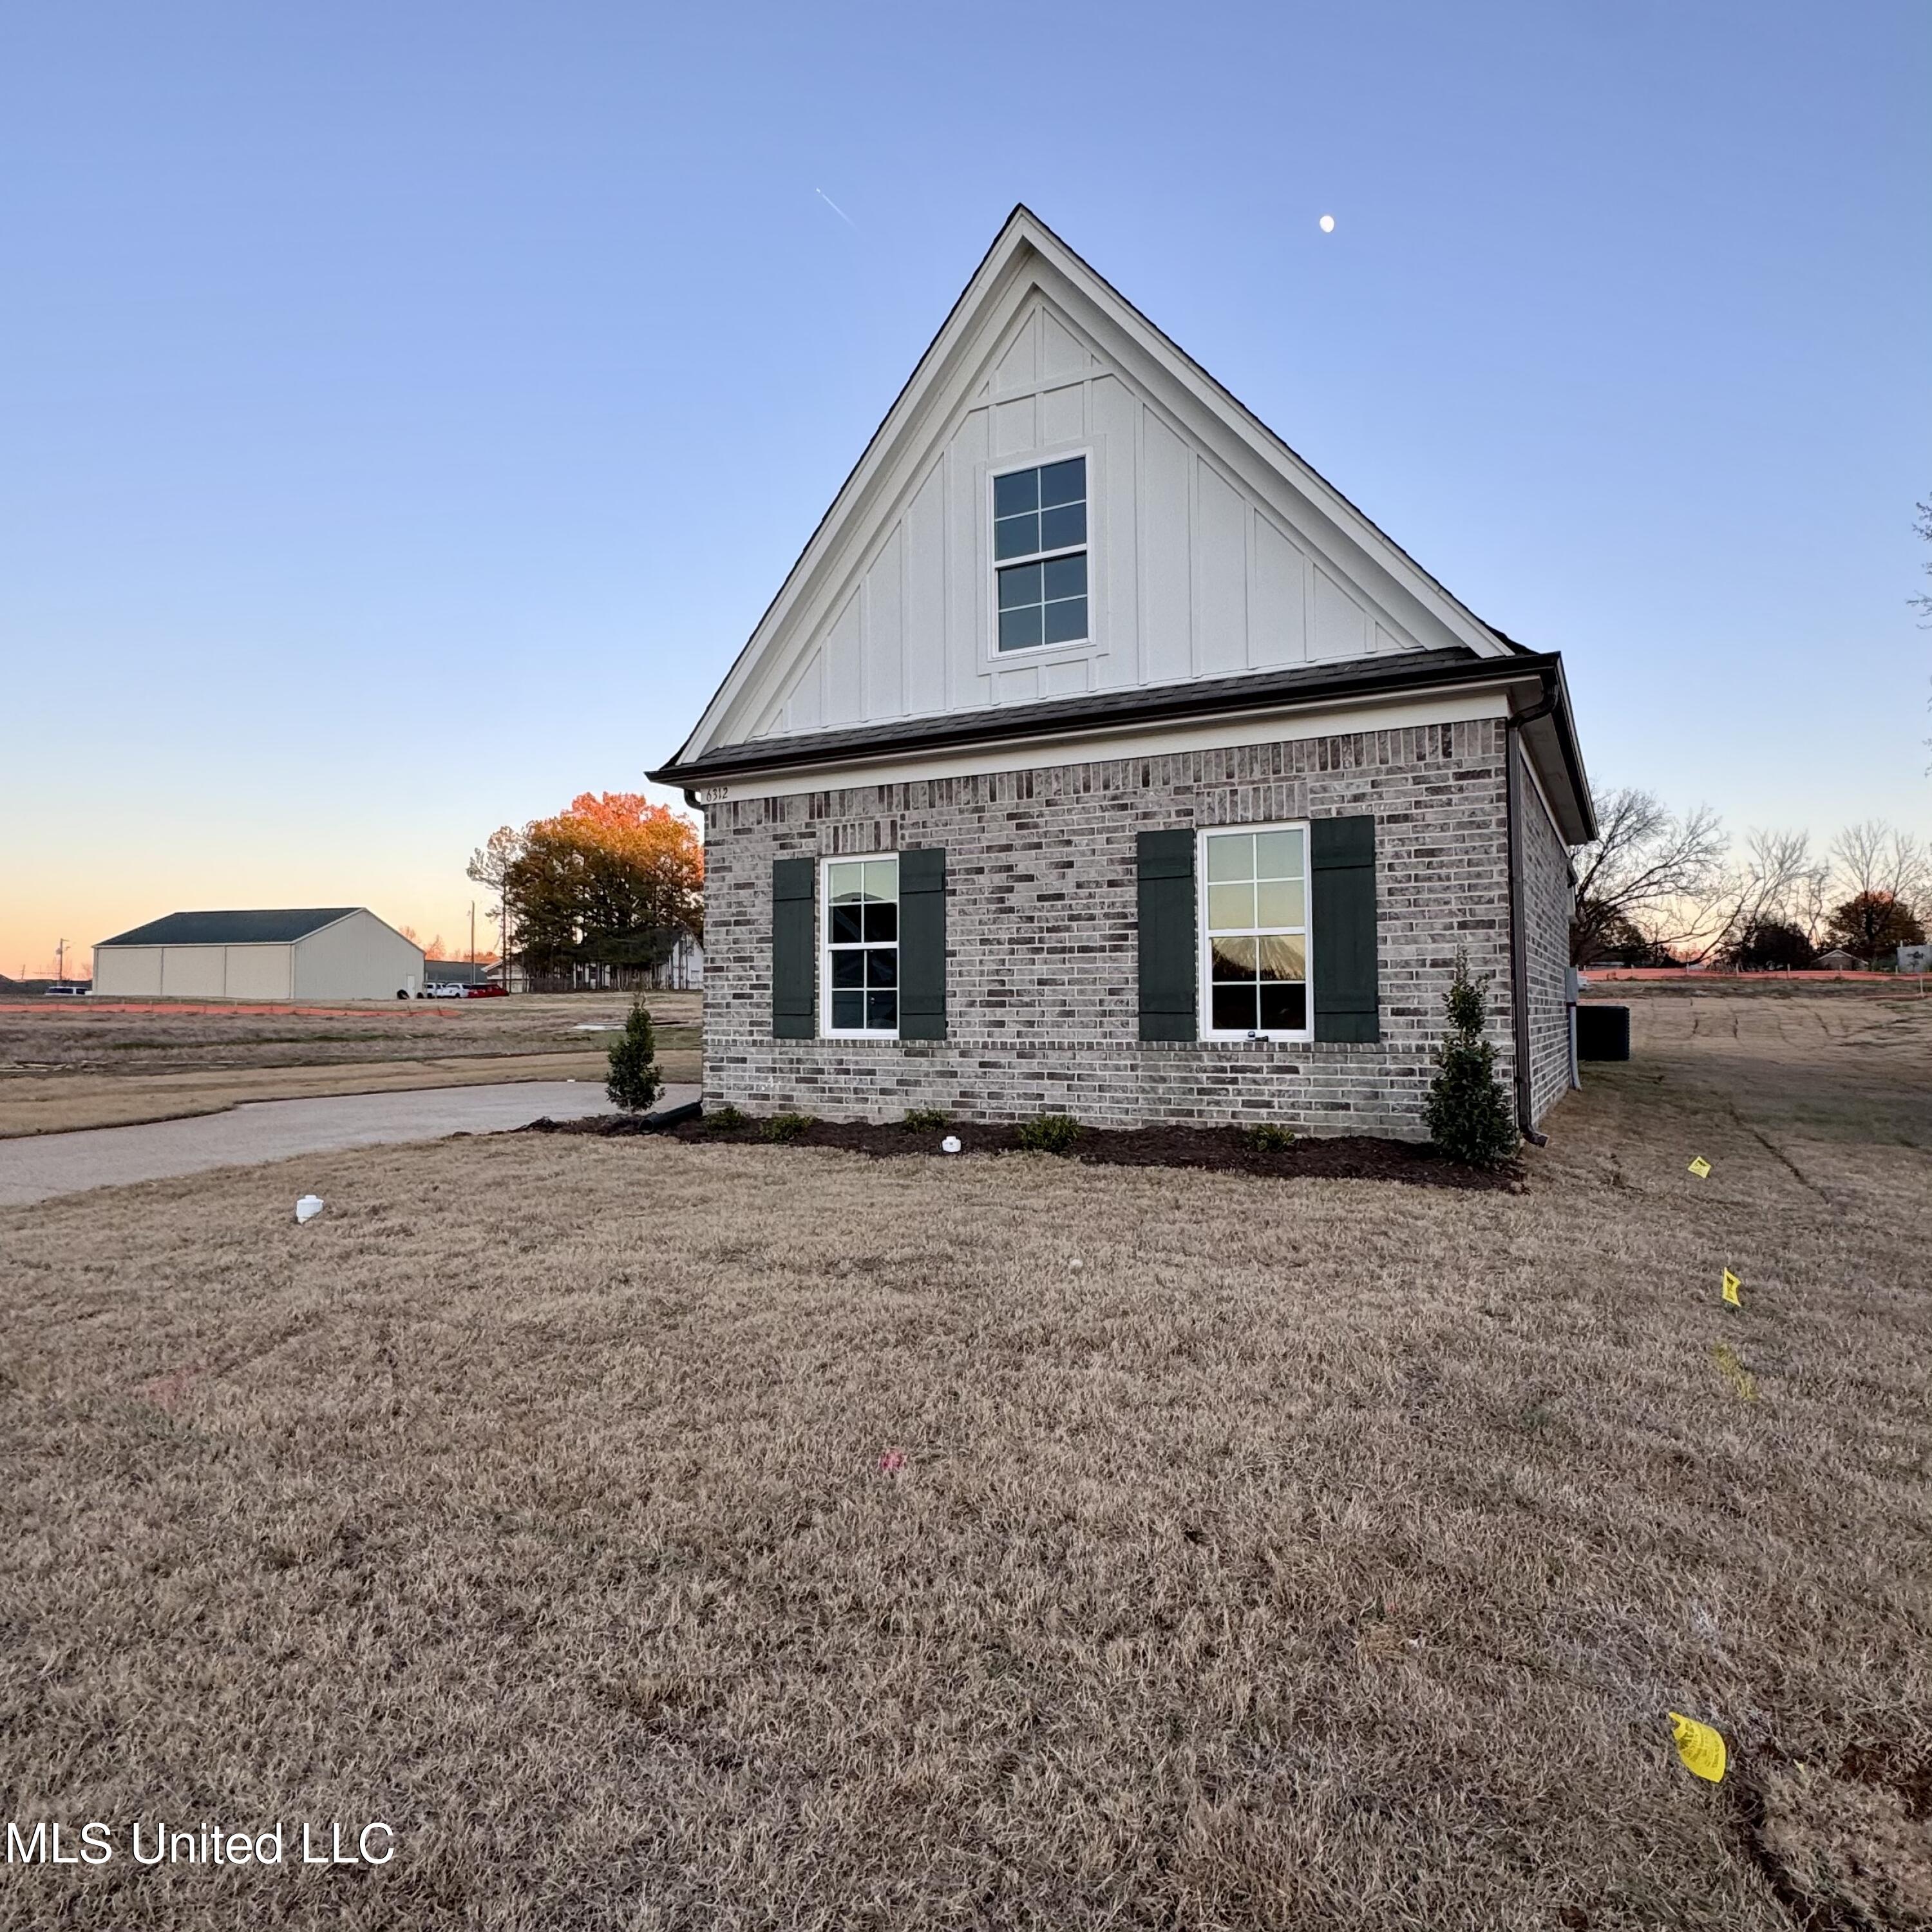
[44,983,89,998]
[419,983,470,999]
[466,981,507,998]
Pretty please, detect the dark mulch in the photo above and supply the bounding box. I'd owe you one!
[518,1110,1523,1191]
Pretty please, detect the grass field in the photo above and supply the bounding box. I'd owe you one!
[1,993,1927,1928]
[0,992,701,1135]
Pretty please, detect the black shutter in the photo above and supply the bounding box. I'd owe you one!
[898,847,947,1040]
[1311,815,1379,1043]
[772,857,815,1039]
[1137,828,1197,1041]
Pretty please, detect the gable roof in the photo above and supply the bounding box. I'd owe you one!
[654,204,1592,840]
[97,908,364,948]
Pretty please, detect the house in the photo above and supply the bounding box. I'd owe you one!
[92,909,424,1001]
[1813,948,1863,972]
[648,208,1593,1139]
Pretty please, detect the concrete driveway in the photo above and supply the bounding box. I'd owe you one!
[0,1080,696,1208]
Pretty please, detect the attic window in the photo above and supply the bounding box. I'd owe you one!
[994,457,1087,651]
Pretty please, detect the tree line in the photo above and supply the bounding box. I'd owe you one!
[467,792,703,985]
[1571,795,1928,968]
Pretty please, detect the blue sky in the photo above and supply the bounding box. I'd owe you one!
[3,1,1926,973]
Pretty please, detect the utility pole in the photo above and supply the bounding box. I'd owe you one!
[469,901,476,973]
[55,938,66,983]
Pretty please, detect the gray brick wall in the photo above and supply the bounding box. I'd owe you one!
[701,718,1533,1138]
[1519,750,1575,1125]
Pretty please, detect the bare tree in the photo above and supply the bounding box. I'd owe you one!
[1569,788,1727,963]
[1685,828,1824,964]
[1830,820,1931,912]
[1914,499,1931,772]
[467,825,525,971]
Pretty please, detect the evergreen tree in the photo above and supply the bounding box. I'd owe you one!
[1424,954,1518,1167]
[606,998,663,1113]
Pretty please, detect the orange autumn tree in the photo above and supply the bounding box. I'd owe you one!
[495,793,703,978]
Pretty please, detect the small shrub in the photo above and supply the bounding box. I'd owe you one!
[903,1107,951,1132]
[1015,1112,1081,1155]
[761,1112,815,1143]
[705,1104,750,1132]
[605,999,662,1113]
[1242,1122,1296,1154]
[1424,952,1519,1168]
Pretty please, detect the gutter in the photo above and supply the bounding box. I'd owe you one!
[1505,685,1560,1146]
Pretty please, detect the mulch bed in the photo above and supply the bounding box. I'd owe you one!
[520,1110,1524,1191]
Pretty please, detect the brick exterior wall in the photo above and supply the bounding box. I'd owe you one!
[700,717,1559,1139]
[1518,746,1576,1126]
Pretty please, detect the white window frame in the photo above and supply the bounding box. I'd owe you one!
[819,853,900,1041]
[985,446,1094,662]
[1197,820,1315,1043]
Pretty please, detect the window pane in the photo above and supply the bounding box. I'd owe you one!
[867,947,898,988]
[864,858,898,904]
[1255,829,1302,879]
[832,990,863,1029]
[998,562,1042,609]
[994,468,1039,516]
[863,902,898,943]
[1039,457,1084,507]
[1042,596,1086,645]
[1205,833,1255,883]
[1208,881,1255,931]
[1042,553,1086,600]
[994,512,1039,561]
[1255,878,1305,927]
[999,605,1043,651]
[1211,983,1258,1032]
[1039,502,1086,551]
[1259,981,1308,1032]
[828,860,864,901]
[829,903,864,945]
[1211,934,1258,977]
[866,989,897,1030]
[831,950,865,989]
[1256,935,1306,982]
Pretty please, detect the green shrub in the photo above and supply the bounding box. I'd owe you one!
[1423,952,1519,1168]
[1242,1122,1296,1154]
[761,1112,815,1143]
[605,999,662,1113]
[903,1107,951,1132]
[1015,1112,1081,1155]
[705,1104,750,1132]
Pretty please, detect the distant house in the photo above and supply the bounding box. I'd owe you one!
[649,207,1593,1139]
[1814,947,1863,972]
[92,909,424,1001]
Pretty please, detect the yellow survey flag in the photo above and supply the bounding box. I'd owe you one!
[1688,1156,1711,1179]
[1721,1268,1742,1307]
[1667,1712,1727,1783]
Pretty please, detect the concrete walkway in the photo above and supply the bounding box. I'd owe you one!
[0,1080,697,1208]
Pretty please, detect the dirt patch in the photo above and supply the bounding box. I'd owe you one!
[524,1110,1523,1189]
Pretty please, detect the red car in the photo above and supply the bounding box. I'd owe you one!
[464,981,508,998]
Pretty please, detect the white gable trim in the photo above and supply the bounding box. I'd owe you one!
[674,208,1513,769]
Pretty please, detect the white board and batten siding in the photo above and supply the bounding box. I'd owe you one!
[739,297,1432,748]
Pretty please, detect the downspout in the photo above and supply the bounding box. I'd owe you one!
[1504,683,1559,1146]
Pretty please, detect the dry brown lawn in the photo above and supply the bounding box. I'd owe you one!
[1,994,1927,1929]
[0,993,701,1136]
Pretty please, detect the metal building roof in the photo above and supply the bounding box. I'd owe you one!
[97,909,361,948]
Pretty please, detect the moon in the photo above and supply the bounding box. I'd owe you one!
[1319,214,1335,233]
